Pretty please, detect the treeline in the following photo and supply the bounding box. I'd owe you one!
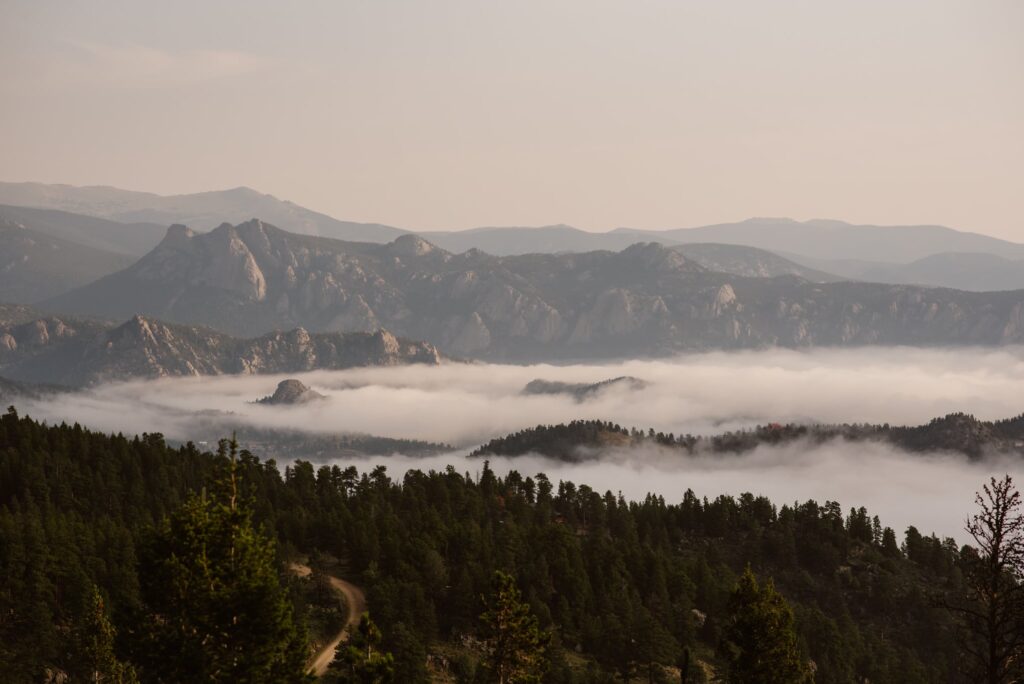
[0,407,983,682]
[471,413,1024,461]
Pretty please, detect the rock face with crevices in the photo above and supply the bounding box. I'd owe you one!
[0,310,441,387]
[42,220,1024,361]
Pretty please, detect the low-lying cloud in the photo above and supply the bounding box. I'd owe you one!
[24,345,1024,445]
[16,346,1024,540]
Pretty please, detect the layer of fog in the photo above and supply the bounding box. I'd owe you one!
[18,346,1024,540]
[24,346,1024,447]
[340,440,1024,544]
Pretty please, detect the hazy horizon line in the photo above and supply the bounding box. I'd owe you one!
[0,177,1005,241]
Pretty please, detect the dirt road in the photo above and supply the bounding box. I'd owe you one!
[290,562,368,678]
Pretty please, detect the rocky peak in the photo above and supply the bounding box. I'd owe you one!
[162,224,195,245]
[257,378,325,405]
[235,218,269,236]
[105,314,169,348]
[618,242,698,272]
[128,312,157,331]
[175,221,268,301]
[386,234,437,257]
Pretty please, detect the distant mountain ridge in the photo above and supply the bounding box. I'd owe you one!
[614,217,1024,263]
[0,218,134,303]
[5,182,1022,260]
[0,203,166,256]
[787,252,1024,293]
[0,309,441,387]
[4,182,1024,294]
[40,219,1024,360]
[0,182,406,243]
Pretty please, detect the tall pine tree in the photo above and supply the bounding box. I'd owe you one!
[721,567,811,684]
[480,571,550,684]
[69,585,138,684]
[136,439,310,683]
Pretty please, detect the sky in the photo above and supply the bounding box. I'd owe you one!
[1,1,1022,237]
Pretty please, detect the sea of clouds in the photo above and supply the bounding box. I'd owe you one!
[18,346,1024,540]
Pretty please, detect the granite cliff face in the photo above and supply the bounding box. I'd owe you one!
[43,220,1024,361]
[0,311,441,387]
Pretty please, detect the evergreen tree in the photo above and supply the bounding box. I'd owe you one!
[385,621,427,683]
[480,571,551,684]
[69,585,138,684]
[327,612,395,683]
[721,567,811,684]
[881,526,901,558]
[137,439,310,683]
[634,605,677,683]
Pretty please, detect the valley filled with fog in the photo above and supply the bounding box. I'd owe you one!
[19,345,1024,540]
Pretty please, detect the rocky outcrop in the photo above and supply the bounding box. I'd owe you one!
[42,220,1024,361]
[256,379,325,405]
[0,310,442,387]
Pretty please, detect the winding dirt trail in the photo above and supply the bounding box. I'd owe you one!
[290,562,367,678]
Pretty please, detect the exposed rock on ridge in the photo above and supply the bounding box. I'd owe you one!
[42,220,1024,361]
[0,311,442,387]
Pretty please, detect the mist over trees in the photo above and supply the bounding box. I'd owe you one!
[2,406,1024,682]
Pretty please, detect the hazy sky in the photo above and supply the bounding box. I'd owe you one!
[1,1,1021,237]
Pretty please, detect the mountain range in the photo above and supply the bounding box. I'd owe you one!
[38,219,1024,361]
[0,305,440,387]
[0,182,405,243]
[3,182,1023,292]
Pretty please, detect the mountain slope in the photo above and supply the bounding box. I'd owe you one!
[0,219,134,303]
[0,182,406,243]
[0,311,440,387]
[616,217,1024,263]
[867,253,1024,291]
[673,243,842,282]
[422,229,842,281]
[42,219,1024,360]
[0,203,166,256]
[780,251,1024,292]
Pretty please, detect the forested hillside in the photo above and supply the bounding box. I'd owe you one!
[0,408,986,682]
[471,414,1024,461]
